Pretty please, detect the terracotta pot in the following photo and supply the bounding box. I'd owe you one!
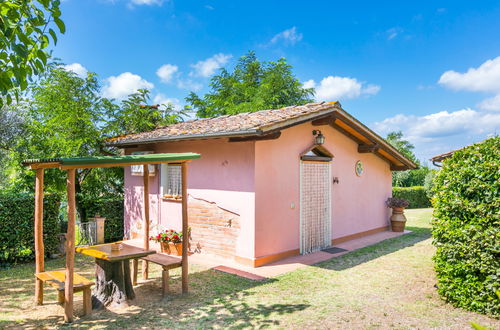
[390,207,407,232]
[160,241,171,254]
[168,242,183,256]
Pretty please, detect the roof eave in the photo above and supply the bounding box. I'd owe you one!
[106,129,262,147]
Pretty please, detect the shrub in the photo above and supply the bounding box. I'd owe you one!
[423,169,438,199]
[0,193,61,266]
[392,186,431,208]
[78,194,124,242]
[432,137,500,316]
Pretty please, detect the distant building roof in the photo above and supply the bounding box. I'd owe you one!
[107,101,417,170]
[430,140,488,166]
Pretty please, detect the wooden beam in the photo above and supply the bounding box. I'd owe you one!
[142,164,150,280]
[358,144,379,153]
[181,162,188,294]
[330,122,365,145]
[64,169,76,323]
[390,165,408,171]
[228,131,281,142]
[34,168,44,306]
[29,162,60,170]
[59,160,188,170]
[311,115,336,126]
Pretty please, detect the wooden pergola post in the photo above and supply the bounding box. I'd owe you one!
[64,169,76,323]
[34,168,45,305]
[181,162,188,293]
[142,164,150,280]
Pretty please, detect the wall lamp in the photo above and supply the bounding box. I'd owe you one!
[312,130,325,145]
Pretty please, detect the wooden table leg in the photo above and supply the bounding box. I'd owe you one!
[92,259,135,308]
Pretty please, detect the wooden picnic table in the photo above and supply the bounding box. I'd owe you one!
[76,243,155,308]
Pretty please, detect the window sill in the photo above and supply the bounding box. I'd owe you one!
[162,196,182,202]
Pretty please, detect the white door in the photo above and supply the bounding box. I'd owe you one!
[300,161,331,254]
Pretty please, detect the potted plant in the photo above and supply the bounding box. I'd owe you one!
[150,229,183,256]
[166,230,183,256]
[385,197,409,232]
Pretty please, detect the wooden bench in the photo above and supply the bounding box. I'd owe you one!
[132,254,182,297]
[35,270,94,315]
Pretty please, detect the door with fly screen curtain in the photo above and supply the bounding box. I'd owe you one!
[300,160,331,254]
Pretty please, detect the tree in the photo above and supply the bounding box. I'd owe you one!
[0,0,65,106]
[0,105,25,188]
[6,65,186,221]
[186,51,315,118]
[386,131,418,164]
[9,66,117,219]
[105,89,186,136]
[385,131,429,187]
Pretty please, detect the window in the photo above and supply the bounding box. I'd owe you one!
[130,151,156,176]
[161,163,182,200]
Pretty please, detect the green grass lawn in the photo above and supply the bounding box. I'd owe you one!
[0,209,498,329]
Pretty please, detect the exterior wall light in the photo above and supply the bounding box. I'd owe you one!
[312,130,325,145]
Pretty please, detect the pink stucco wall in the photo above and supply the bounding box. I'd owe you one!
[124,139,256,259]
[124,121,393,263]
[254,122,392,258]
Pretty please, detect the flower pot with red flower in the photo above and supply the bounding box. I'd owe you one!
[166,230,183,256]
[385,197,409,232]
[149,232,170,253]
[150,229,183,255]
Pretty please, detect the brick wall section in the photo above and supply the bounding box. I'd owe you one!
[189,198,240,258]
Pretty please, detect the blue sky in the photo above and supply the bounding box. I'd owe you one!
[53,0,500,162]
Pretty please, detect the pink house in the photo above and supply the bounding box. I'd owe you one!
[108,101,416,267]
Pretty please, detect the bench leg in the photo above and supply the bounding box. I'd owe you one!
[58,290,65,305]
[83,287,92,316]
[162,269,169,298]
[35,278,44,305]
[142,260,149,280]
[132,259,138,285]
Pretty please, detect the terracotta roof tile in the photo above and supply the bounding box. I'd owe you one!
[108,102,340,145]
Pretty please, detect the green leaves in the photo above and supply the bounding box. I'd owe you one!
[106,89,187,136]
[0,193,61,265]
[0,0,65,107]
[186,51,315,118]
[392,186,431,208]
[432,137,500,317]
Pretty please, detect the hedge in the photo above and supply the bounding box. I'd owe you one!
[78,195,124,243]
[392,186,431,208]
[0,193,61,266]
[432,137,500,316]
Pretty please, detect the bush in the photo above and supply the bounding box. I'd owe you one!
[392,186,431,208]
[0,193,61,266]
[423,169,438,199]
[432,137,500,316]
[79,194,124,242]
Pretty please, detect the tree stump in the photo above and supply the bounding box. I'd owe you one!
[92,259,135,309]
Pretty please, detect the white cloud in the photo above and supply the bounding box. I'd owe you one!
[129,0,164,6]
[63,63,88,78]
[102,72,154,100]
[386,27,402,40]
[439,56,500,111]
[439,56,500,93]
[176,79,203,91]
[153,93,183,110]
[373,108,500,161]
[479,94,500,111]
[304,76,381,101]
[190,53,232,78]
[156,64,178,83]
[270,27,303,46]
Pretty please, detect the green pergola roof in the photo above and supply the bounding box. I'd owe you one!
[23,152,200,169]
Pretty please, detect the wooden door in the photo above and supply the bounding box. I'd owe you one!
[300,161,331,254]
